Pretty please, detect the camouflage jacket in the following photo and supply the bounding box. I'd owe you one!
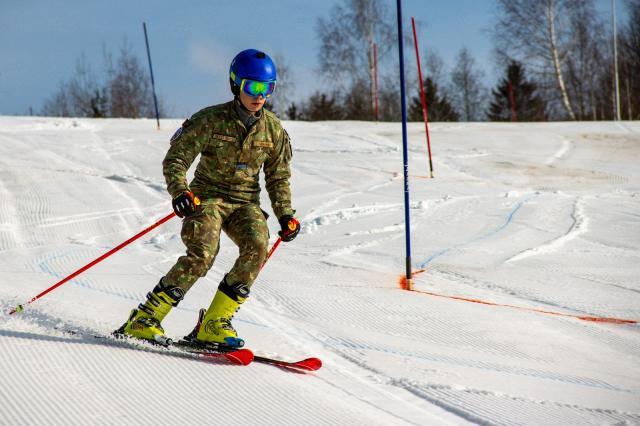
[163,101,294,218]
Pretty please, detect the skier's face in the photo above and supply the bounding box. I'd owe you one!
[239,91,266,113]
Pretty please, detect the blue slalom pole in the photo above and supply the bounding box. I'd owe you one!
[396,0,413,289]
[143,22,161,130]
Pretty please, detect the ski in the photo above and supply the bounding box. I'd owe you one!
[107,333,254,366]
[182,347,254,366]
[58,328,253,366]
[172,339,254,366]
[57,328,320,371]
[174,339,321,372]
[253,354,322,372]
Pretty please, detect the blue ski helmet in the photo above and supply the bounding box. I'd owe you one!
[229,49,277,96]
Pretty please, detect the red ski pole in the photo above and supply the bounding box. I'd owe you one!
[8,211,177,315]
[261,217,299,271]
[261,237,282,272]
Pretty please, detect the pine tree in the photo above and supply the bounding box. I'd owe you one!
[409,78,459,122]
[488,61,545,121]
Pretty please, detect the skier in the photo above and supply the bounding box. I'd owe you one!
[118,49,299,350]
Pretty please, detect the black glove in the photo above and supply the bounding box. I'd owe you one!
[278,215,300,242]
[172,191,199,218]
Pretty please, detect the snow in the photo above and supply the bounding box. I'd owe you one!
[1,116,639,425]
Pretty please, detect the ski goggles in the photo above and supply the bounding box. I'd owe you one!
[240,78,276,98]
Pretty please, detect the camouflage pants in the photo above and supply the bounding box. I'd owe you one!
[163,198,269,293]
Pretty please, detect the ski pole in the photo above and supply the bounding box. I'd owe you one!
[261,237,282,271]
[261,217,300,271]
[8,212,177,315]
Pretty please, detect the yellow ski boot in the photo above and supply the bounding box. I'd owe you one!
[184,276,248,350]
[116,279,184,346]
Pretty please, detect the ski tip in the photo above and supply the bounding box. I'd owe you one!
[252,355,323,372]
[293,357,323,371]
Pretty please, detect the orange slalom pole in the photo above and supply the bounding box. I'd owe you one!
[8,212,177,315]
[411,17,434,178]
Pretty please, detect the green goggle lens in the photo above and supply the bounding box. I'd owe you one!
[241,79,276,98]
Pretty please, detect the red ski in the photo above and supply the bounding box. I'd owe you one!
[61,328,319,371]
[198,348,254,366]
[253,354,322,372]
[186,347,321,371]
[170,339,255,366]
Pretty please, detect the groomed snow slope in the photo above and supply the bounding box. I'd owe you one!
[0,117,639,425]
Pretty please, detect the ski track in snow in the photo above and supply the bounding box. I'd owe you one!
[545,138,572,166]
[1,118,640,425]
[507,196,588,262]
[418,192,539,268]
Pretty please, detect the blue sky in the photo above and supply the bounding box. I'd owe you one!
[0,0,622,117]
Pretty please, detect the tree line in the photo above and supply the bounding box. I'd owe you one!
[42,43,164,118]
[287,0,640,122]
[42,0,639,122]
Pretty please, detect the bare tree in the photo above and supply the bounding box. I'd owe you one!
[271,54,295,117]
[493,0,578,120]
[42,82,72,117]
[619,0,640,119]
[546,0,576,119]
[378,74,401,121]
[69,56,108,117]
[42,42,163,118]
[106,43,155,118]
[423,50,447,92]
[42,56,107,117]
[316,0,395,118]
[563,1,609,120]
[449,47,486,121]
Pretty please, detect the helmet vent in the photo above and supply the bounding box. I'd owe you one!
[256,51,266,59]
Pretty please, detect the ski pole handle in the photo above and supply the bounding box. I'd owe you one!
[8,212,177,315]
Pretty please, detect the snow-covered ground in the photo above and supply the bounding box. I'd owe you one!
[0,116,639,425]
